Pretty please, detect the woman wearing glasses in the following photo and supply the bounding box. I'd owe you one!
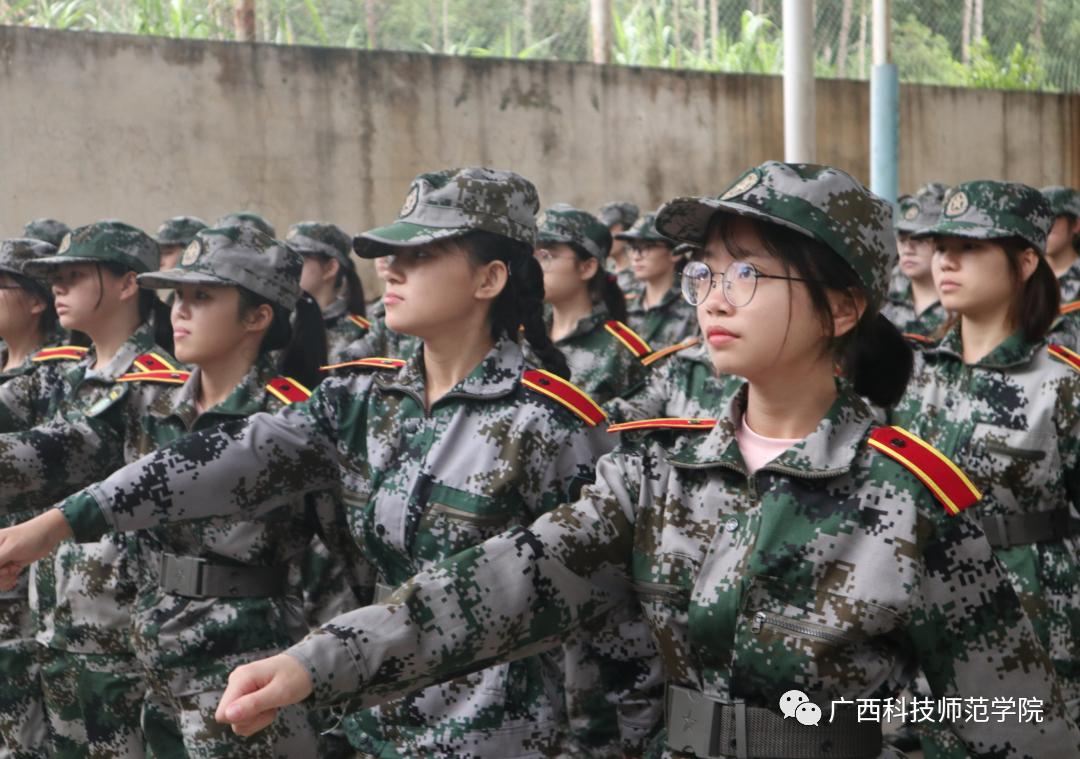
[620,213,698,350]
[5,164,1079,758]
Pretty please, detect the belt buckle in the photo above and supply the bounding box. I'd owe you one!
[163,554,206,597]
[993,514,1011,549]
[666,685,721,757]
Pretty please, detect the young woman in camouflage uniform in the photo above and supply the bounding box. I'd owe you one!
[0,221,179,758]
[124,226,362,758]
[1041,186,1080,304]
[599,200,640,293]
[881,185,949,339]
[890,181,1080,755]
[286,221,371,365]
[621,213,697,350]
[0,168,641,759]
[8,164,1079,758]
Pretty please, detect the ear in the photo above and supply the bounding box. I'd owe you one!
[829,288,867,339]
[117,271,141,302]
[240,302,275,334]
[577,256,599,282]
[1071,217,1080,235]
[28,294,47,318]
[473,259,509,303]
[1017,247,1039,283]
[322,257,341,284]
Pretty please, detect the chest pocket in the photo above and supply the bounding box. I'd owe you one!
[413,483,517,565]
[969,422,1054,510]
[731,576,900,698]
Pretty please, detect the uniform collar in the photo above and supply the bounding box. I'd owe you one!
[924,325,1039,369]
[80,322,160,382]
[669,381,871,477]
[376,336,523,402]
[322,297,349,322]
[549,303,610,345]
[628,283,681,314]
[165,354,278,429]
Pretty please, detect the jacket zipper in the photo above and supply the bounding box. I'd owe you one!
[751,610,861,645]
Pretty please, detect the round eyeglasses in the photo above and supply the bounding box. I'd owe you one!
[534,248,573,271]
[681,259,816,307]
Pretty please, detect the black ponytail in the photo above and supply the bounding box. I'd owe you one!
[311,252,366,316]
[714,215,913,408]
[12,272,58,338]
[570,245,628,322]
[239,288,327,389]
[457,230,570,379]
[99,262,174,355]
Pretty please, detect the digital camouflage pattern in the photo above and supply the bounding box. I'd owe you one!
[337,297,419,363]
[213,212,275,238]
[598,201,640,230]
[624,283,698,351]
[1057,261,1080,305]
[154,216,208,247]
[319,298,371,365]
[880,266,948,339]
[175,380,1079,757]
[0,238,58,280]
[894,184,946,235]
[890,328,1080,714]
[130,356,364,758]
[1041,185,1080,219]
[59,337,621,758]
[22,219,70,249]
[656,162,897,308]
[537,203,613,263]
[25,221,161,276]
[286,221,355,271]
[614,212,669,244]
[353,167,539,256]
[139,226,301,310]
[913,180,1053,253]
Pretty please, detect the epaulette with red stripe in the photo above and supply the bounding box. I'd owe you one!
[604,320,651,359]
[347,314,372,331]
[642,337,701,367]
[867,425,981,516]
[1049,344,1080,374]
[902,332,935,345]
[1060,300,1080,316]
[608,417,716,434]
[266,376,312,404]
[115,369,190,385]
[132,352,178,373]
[320,357,406,372]
[31,345,88,363]
[521,369,607,427]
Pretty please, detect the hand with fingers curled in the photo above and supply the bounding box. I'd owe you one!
[215,654,314,736]
[0,509,73,590]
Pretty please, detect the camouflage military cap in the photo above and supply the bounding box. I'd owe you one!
[155,216,208,247]
[1041,186,1080,219]
[614,213,671,244]
[286,222,355,271]
[673,242,700,258]
[23,219,70,248]
[656,162,896,308]
[213,212,276,238]
[598,201,640,229]
[24,220,159,276]
[353,167,539,258]
[896,183,946,234]
[0,238,57,280]
[536,204,612,262]
[138,226,301,310]
[914,180,1052,253]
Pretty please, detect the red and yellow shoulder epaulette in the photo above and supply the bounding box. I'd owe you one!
[266,376,312,404]
[31,345,88,362]
[624,291,640,301]
[115,369,190,385]
[867,425,981,516]
[320,357,406,372]
[1060,301,1080,316]
[604,320,651,359]
[347,314,372,331]
[902,332,934,345]
[1048,344,1080,374]
[521,369,607,427]
[132,352,178,373]
[608,417,716,434]
[642,337,701,367]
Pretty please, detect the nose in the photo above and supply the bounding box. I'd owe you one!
[935,246,960,271]
[384,256,405,283]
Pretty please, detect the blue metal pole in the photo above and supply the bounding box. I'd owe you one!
[870,63,898,201]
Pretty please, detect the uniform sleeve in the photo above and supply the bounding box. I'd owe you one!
[58,379,353,541]
[286,450,643,710]
[339,320,388,361]
[905,501,1080,754]
[604,358,673,424]
[0,364,65,433]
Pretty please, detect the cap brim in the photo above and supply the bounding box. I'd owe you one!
[910,221,1013,240]
[352,222,468,258]
[23,256,104,276]
[136,269,233,290]
[655,196,818,247]
[536,231,573,245]
[614,231,669,242]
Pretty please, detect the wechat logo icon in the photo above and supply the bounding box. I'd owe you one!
[779,689,821,727]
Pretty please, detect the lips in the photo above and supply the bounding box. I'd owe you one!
[705,326,738,346]
[384,292,403,306]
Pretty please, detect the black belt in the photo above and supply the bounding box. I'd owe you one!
[159,553,287,598]
[665,685,882,759]
[980,509,1075,549]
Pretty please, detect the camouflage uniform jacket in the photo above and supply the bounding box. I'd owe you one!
[889,327,1080,710]
[61,337,616,758]
[322,297,371,365]
[339,297,419,363]
[1059,258,1080,305]
[0,323,181,655]
[880,280,948,339]
[130,355,369,697]
[610,264,637,294]
[625,284,698,350]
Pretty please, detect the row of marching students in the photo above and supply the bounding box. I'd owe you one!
[0,164,1078,759]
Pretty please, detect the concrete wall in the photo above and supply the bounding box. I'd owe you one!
[2,26,1079,291]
